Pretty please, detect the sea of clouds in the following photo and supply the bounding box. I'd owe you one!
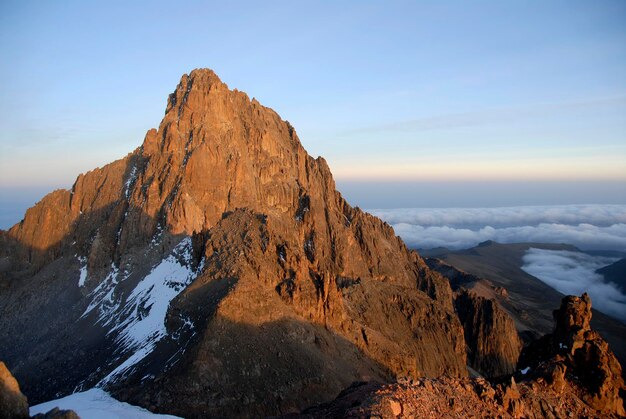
[522,248,626,322]
[368,204,626,252]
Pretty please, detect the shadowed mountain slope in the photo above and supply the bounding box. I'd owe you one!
[0,69,481,417]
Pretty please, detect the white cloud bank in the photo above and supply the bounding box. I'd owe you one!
[370,205,626,228]
[521,248,626,322]
[369,205,626,251]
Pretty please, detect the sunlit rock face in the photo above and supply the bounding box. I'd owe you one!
[2,70,624,418]
[0,361,29,419]
[0,69,475,417]
[306,294,626,419]
[518,293,626,417]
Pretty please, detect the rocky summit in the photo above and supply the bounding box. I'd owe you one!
[0,69,624,418]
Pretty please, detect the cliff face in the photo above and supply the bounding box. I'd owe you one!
[307,294,626,419]
[455,290,522,377]
[0,362,28,419]
[0,69,468,416]
[427,258,522,377]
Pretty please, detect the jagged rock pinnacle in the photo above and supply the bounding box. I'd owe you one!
[165,68,227,115]
[518,293,625,416]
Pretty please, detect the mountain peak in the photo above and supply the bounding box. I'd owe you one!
[9,69,622,418]
[188,67,223,82]
[182,68,227,94]
[164,68,229,117]
[1,69,472,415]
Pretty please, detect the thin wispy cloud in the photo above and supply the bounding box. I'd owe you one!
[344,95,626,136]
[522,248,626,322]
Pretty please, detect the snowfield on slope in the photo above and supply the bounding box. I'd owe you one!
[30,388,181,418]
[80,237,203,385]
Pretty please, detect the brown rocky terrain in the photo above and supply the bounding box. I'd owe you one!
[31,409,80,419]
[0,69,495,417]
[0,361,78,419]
[1,69,623,418]
[427,241,626,366]
[0,361,28,419]
[302,294,626,418]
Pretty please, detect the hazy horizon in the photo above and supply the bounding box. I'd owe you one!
[3,181,625,255]
[2,180,625,227]
[1,1,625,253]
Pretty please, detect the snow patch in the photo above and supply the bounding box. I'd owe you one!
[124,166,138,199]
[82,263,127,325]
[113,238,196,348]
[30,388,181,418]
[149,224,164,248]
[99,237,202,385]
[78,256,88,287]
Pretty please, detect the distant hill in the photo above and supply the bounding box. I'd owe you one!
[597,258,626,294]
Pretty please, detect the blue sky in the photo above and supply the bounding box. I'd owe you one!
[1,1,625,227]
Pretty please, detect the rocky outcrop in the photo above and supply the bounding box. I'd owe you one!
[0,361,28,419]
[31,408,80,419]
[0,362,80,419]
[455,290,522,377]
[301,376,608,418]
[518,293,625,416]
[305,294,626,418]
[0,69,466,416]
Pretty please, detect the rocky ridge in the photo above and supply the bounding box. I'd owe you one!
[302,294,626,418]
[1,69,622,418]
[1,69,478,417]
